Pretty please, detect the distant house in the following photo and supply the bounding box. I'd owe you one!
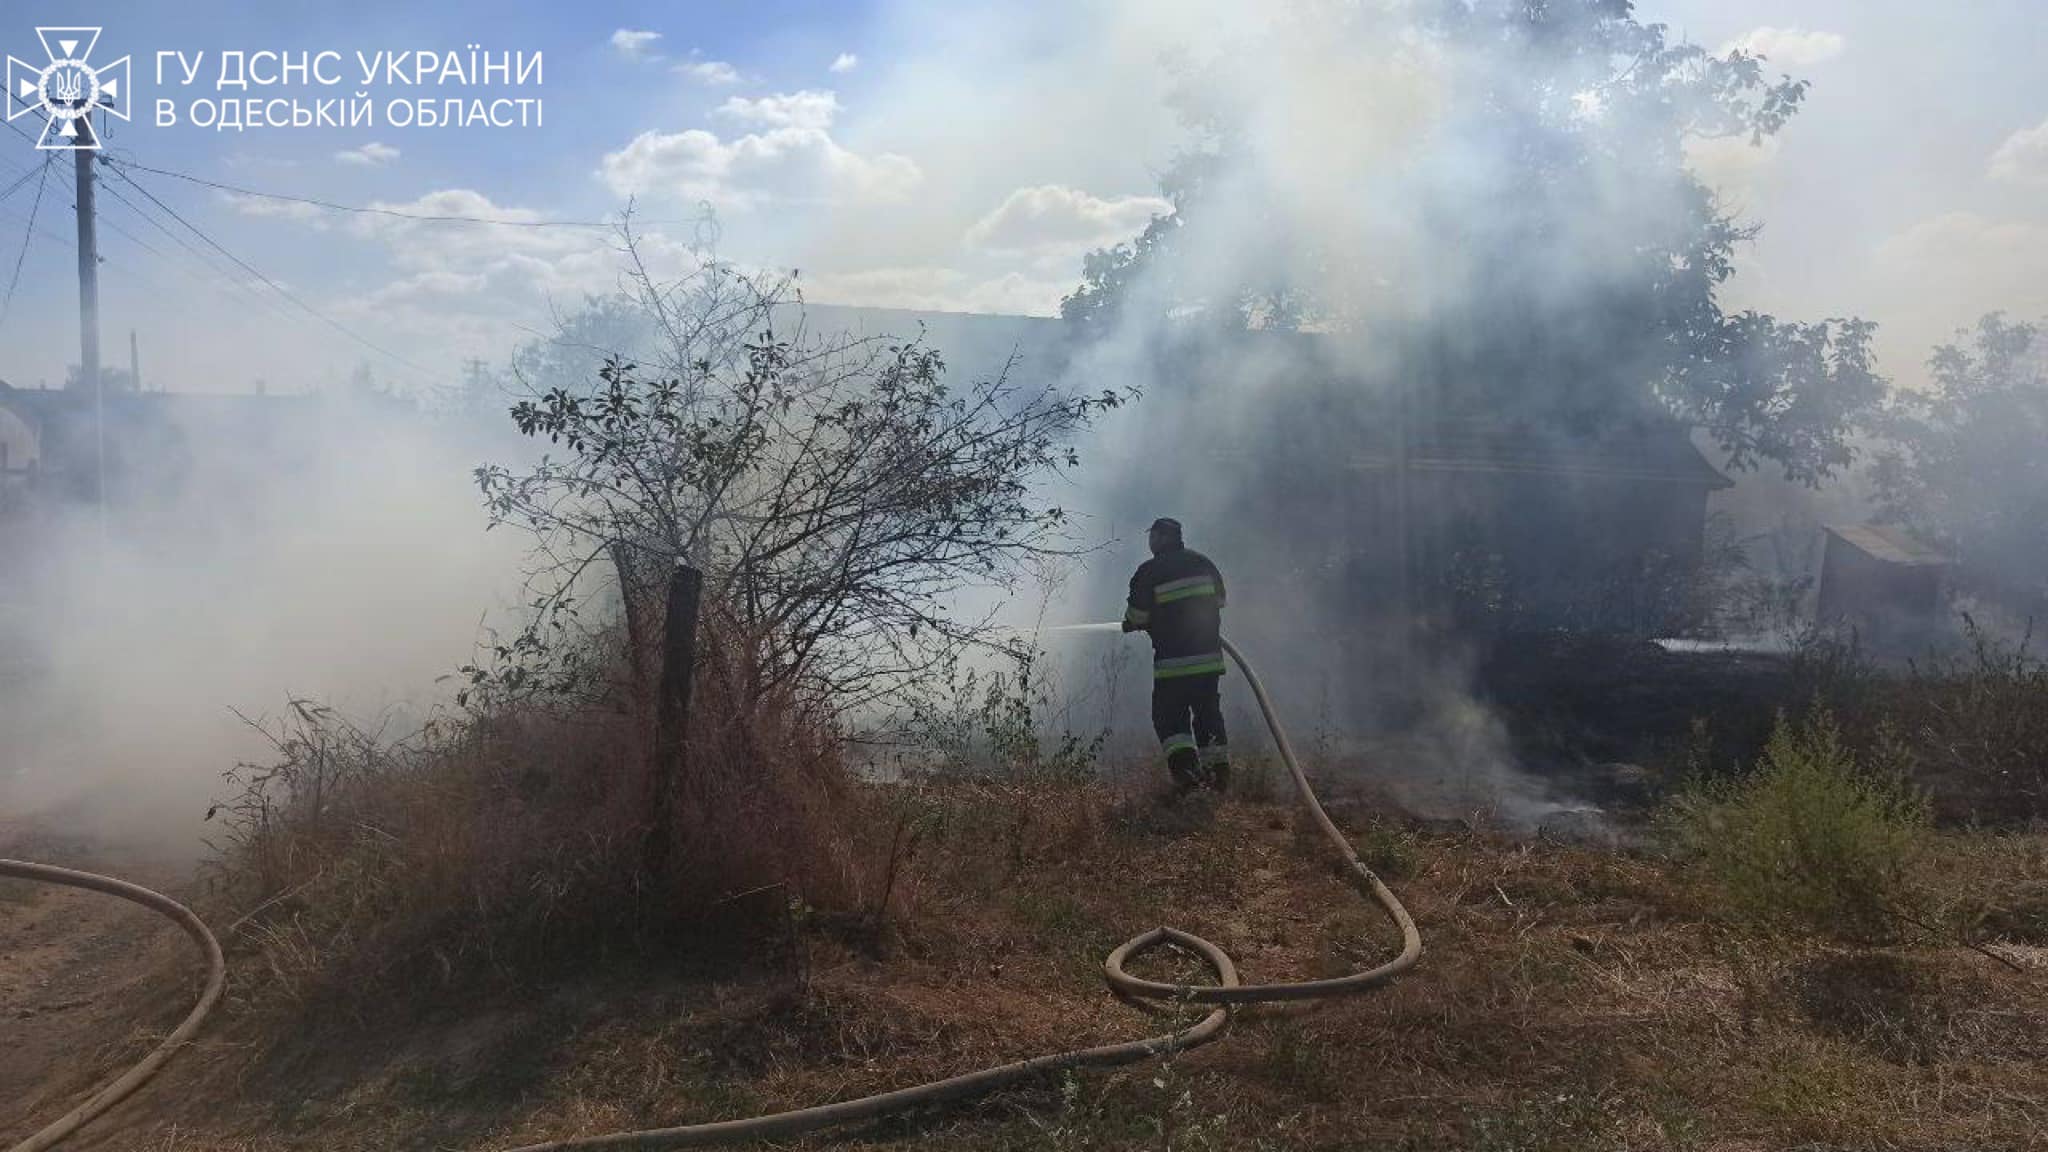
[1354,415,1732,634]
[0,396,35,512]
[0,380,315,510]
[1818,522,1950,648]
[799,305,1736,639]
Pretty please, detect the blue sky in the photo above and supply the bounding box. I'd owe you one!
[0,1,2042,396]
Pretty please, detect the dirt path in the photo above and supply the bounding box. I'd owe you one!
[0,831,195,1147]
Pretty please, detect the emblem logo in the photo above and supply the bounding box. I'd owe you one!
[7,27,130,150]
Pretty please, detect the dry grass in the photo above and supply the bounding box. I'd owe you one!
[195,624,894,1035]
[1792,621,2048,826]
[50,770,2038,1152]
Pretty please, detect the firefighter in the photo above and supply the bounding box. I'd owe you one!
[1122,517,1230,794]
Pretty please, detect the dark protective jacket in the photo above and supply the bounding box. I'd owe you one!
[1123,545,1226,678]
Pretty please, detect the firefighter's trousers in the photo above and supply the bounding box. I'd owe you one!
[1151,673,1229,791]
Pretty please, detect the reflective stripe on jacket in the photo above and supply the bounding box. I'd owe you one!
[1125,545,1226,678]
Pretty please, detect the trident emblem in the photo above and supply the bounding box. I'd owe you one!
[6,27,130,151]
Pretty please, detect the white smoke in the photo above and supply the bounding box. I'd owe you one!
[0,394,524,852]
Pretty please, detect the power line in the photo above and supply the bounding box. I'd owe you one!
[0,112,79,255]
[89,168,298,322]
[0,152,278,325]
[105,158,626,229]
[0,94,226,279]
[0,93,433,384]
[0,114,34,146]
[0,163,45,203]
[0,209,70,251]
[23,160,182,267]
[0,157,52,330]
[0,191,76,251]
[102,191,307,335]
[0,143,283,326]
[0,95,179,267]
[99,161,440,382]
[71,179,175,264]
[3,90,680,388]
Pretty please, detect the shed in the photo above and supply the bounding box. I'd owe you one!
[1817,522,1950,646]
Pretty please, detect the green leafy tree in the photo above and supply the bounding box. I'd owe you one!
[1872,313,2048,617]
[1063,0,1882,485]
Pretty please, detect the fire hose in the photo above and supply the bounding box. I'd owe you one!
[2,635,1421,1151]
[0,860,226,1152]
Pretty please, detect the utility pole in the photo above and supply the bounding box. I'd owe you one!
[73,117,104,519]
[1391,351,1414,673]
[129,329,140,392]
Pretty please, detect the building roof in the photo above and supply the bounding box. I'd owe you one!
[0,380,312,417]
[1824,522,1950,567]
[794,306,1740,490]
[1403,417,1734,488]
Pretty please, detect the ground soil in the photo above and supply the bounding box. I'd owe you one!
[5,788,2045,1152]
[0,825,203,1148]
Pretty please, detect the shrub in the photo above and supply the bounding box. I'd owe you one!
[1785,616,2048,825]
[1354,819,1420,880]
[897,644,1104,782]
[205,622,885,1022]
[1665,708,1928,941]
[1891,617,2048,823]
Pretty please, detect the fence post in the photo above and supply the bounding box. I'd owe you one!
[647,561,703,884]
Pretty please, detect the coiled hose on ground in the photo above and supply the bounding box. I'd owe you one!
[1,636,1421,1151]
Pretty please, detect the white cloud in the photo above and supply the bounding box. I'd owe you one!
[830,53,859,74]
[1721,27,1845,66]
[211,184,648,373]
[319,191,686,363]
[715,90,842,131]
[222,193,328,223]
[675,57,740,85]
[334,141,400,167]
[361,189,549,230]
[343,190,598,282]
[1989,119,2048,187]
[611,29,664,62]
[353,269,491,310]
[600,93,921,208]
[964,184,1168,257]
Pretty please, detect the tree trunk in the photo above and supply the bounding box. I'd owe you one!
[646,562,703,885]
[611,541,651,711]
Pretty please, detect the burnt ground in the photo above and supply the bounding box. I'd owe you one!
[1475,634,1798,806]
